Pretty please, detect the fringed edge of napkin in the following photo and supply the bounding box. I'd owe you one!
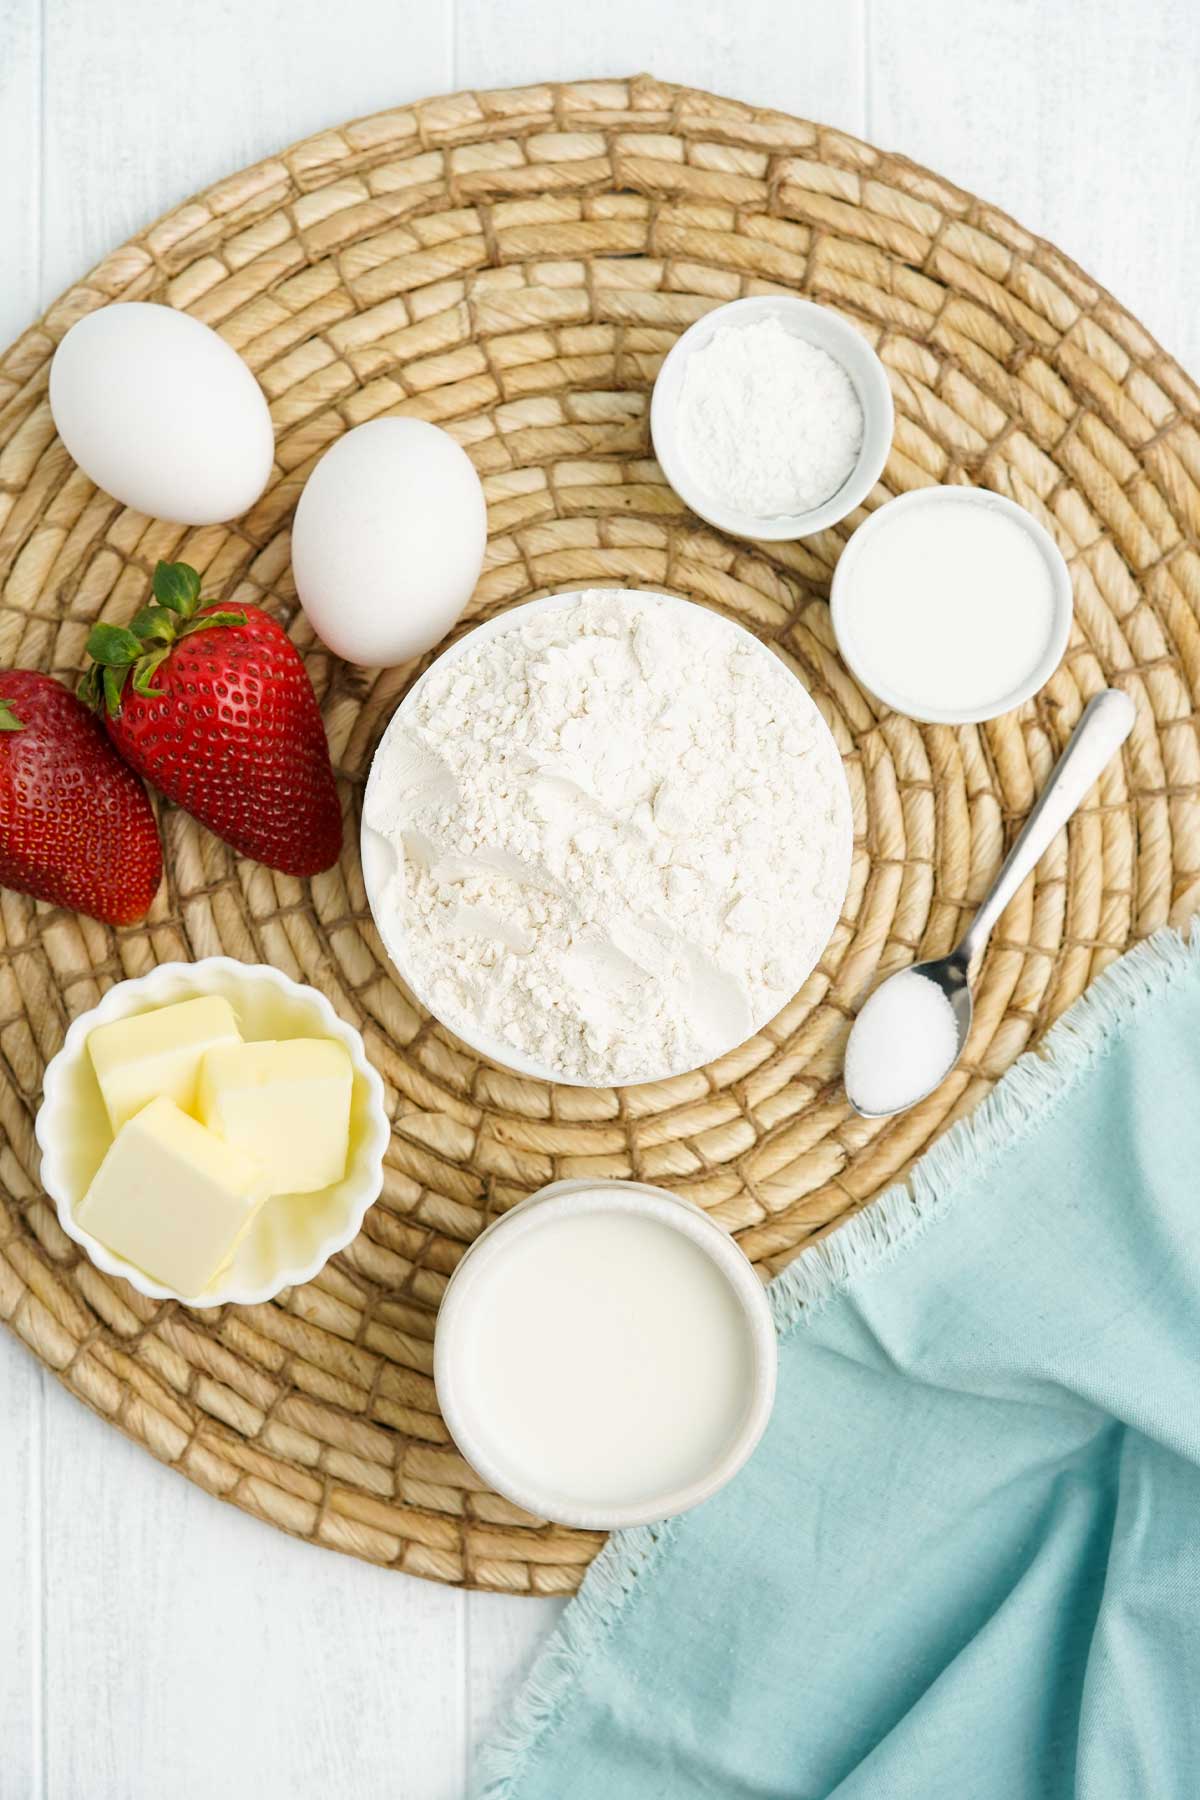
[474,923,1197,1800]
[769,923,1197,1336]
[474,1518,682,1798]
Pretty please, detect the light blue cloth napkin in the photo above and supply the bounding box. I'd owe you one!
[477,929,1200,1799]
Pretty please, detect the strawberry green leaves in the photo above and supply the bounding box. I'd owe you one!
[182,611,249,631]
[80,561,246,716]
[130,605,176,644]
[152,561,203,613]
[130,650,172,700]
[0,700,23,732]
[79,624,144,714]
[88,624,143,665]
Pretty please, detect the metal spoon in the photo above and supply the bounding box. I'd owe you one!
[846,687,1137,1119]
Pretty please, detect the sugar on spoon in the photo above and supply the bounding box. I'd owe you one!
[844,687,1137,1120]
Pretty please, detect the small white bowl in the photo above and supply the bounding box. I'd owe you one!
[434,1178,778,1529]
[361,588,853,1087]
[830,486,1074,725]
[650,294,894,540]
[36,958,390,1309]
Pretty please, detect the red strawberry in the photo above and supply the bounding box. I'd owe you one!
[80,562,341,877]
[0,671,162,925]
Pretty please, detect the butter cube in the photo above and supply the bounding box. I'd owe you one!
[77,1095,266,1297]
[89,995,242,1134]
[198,1038,353,1195]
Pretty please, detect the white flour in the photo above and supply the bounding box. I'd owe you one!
[364,590,849,1085]
[677,316,864,517]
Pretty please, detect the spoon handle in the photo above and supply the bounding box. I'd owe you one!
[959,688,1137,964]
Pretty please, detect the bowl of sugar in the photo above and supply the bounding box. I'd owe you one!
[433,1178,778,1528]
[650,294,894,540]
[830,485,1074,725]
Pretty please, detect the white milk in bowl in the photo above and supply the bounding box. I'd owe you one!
[831,486,1073,724]
[433,1181,777,1528]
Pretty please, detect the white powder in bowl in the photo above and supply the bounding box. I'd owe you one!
[844,969,960,1115]
[363,590,850,1086]
[677,316,864,517]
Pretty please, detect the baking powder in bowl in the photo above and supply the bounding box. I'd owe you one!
[677,316,864,516]
[363,590,850,1085]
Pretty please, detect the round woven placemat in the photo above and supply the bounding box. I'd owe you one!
[1,75,1198,1595]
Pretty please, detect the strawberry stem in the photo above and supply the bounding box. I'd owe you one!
[0,699,22,732]
[81,561,247,717]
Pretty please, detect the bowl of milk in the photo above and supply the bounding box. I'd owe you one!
[830,486,1074,724]
[434,1179,778,1529]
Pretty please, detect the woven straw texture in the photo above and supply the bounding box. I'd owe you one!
[1,76,1198,1595]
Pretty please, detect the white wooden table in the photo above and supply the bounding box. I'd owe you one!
[2,3,1197,1793]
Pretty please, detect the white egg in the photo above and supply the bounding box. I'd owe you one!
[49,302,274,525]
[291,418,487,667]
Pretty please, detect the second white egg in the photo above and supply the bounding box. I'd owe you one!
[292,419,487,667]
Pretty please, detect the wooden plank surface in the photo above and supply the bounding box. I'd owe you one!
[0,0,41,334]
[1,3,45,1789]
[36,0,455,320]
[0,1341,40,1792]
[1,2,1197,1794]
[868,0,1200,377]
[38,1391,465,1800]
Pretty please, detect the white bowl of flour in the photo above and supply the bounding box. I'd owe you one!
[361,589,852,1087]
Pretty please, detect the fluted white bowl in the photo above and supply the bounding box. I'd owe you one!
[35,958,390,1309]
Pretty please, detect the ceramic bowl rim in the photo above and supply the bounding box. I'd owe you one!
[433,1177,778,1529]
[829,484,1076,725]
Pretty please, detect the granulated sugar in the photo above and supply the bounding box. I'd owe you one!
[364,591,849,1085]
[677,316,864,517]
[844,969,960,1115]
